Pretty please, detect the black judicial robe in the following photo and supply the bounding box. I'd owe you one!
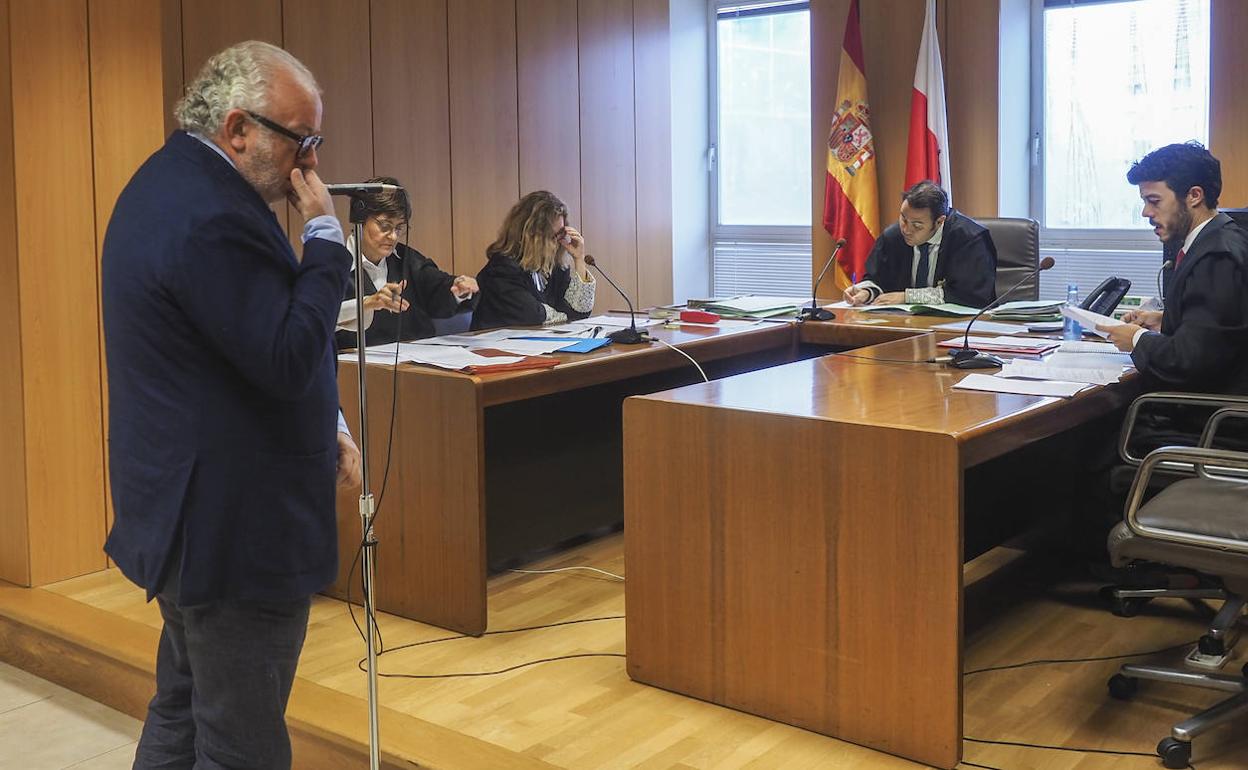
[1134,212,1248,395]
[862,209,998,308]
[335,242,470,349]
[471,252,590,330]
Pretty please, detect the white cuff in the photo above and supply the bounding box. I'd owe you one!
[1131,327,1150,349]
[337,299,376,332]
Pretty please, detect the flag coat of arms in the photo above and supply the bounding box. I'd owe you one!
[821,0,879,286]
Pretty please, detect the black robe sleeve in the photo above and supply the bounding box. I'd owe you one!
[1133,251,1248,390]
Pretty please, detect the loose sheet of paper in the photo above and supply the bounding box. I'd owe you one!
[953,373,1091,398]
[931,320,1029,335]
[997,360,1123,385]
[580,314,664,328]
[352,343,526,370]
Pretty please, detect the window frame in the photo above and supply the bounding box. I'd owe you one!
[1028,0,1210,252]
[708,0,813,280]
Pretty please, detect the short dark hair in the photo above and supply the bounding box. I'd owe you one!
[349,175,411,223]
[1126,141,1221,209]
[901,180,949,219]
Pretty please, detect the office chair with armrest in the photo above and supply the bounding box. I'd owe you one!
[1102,393,1248,615]
[980,217,1040,301]
[1105,444,1248,769]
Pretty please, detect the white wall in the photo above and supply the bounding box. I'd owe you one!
[669,0,712,302]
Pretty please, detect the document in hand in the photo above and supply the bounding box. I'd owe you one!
[1060,305,1121,338]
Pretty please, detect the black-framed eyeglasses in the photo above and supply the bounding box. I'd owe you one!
[245,110,324,159]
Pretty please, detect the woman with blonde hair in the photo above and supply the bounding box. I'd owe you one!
[470,190,595,329]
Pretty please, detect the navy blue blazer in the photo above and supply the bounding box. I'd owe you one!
[101,131,350,605]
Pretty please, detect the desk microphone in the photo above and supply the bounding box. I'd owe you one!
[327,182,404,196]
[584,254,650,344]
[799,238,846,322]
[948,256,1056,369]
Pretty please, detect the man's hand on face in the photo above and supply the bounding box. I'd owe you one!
[289,168,335,222]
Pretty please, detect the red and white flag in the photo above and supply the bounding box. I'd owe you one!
[905,0,951,199]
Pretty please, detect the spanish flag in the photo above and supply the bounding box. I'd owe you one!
[821,0,879,287]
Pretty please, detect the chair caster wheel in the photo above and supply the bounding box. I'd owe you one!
[1108,674,1138,700]
[1157,737,1191,769]
[1198,634,1225,656]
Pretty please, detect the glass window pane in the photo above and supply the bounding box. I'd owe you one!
[717,8,812,227]
[1043,0,1209,229]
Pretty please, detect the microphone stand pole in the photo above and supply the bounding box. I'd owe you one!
[350,216,382,770]
[799,239,844,322]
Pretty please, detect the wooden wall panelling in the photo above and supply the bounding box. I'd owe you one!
[859,0,923,224]
[0,0,30,586]
[10,0,107,585]
[447,0,520,276]
[516,0,582,223]
[180,0,287,234]
[633,0,674,308]
[284,0,374,233]
[180,0,283,84]
[89,0,180,542]
[943,0,998,218]
[370,0,454,268]
[160,0,183,137]
[578,0,639,312]
[1211,0,1248,206]
[810,0,850,288]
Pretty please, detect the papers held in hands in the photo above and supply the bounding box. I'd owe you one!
[1060,304,1122,338]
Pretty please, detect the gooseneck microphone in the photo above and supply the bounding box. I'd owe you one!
[1156,259,1174,303]
[799,238,847,322]
[584,254,650,345]
[948,256,1056,370]
[327,182,404,196]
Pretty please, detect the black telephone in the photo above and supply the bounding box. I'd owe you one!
[1080,276,1132,316]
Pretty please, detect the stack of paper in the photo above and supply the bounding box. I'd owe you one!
[687,296,806,319]
[936,335,1060,356]
[340,343,527,371]
[857,302,982,316]
[987,300,1065,322]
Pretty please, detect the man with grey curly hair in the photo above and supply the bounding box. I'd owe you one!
[101,40,361,769]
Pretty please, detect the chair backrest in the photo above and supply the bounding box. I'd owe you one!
[980,217,1040,301]
[431,309,473,336]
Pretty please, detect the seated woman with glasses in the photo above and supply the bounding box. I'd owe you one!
[470,190,595,330]
[335,176,477,349]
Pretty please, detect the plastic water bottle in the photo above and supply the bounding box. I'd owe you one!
[1063,283,1082,340]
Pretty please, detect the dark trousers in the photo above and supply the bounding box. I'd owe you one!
[132,587,311,770]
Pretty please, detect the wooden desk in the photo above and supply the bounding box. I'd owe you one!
[622,334,1132,769]
[330,320,830,636]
